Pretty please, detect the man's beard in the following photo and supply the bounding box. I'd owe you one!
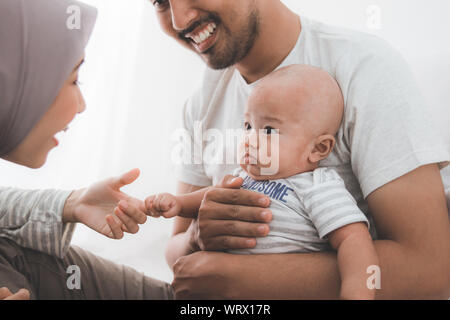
[178,9,261,70]
[207,9,260,70]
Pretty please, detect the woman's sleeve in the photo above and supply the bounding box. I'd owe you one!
[0,187,76,258]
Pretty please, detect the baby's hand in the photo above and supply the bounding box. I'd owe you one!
[145,193,182,218]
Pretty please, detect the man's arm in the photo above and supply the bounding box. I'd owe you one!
[171,164,450,299]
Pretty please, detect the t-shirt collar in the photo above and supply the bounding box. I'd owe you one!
[234,15,306,89]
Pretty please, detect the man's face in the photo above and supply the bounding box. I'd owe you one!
[151,0,260,69]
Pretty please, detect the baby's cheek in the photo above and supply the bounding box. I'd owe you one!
[276,141,298,169]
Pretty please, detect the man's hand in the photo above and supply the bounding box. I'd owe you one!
[0,287,30,300]
[172,251,232,299]
[145,193,182,218]
[63,168,148,239]
[187,175,273,251]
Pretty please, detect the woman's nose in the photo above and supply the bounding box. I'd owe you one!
[170,0,199,32]
[78,93,86,114]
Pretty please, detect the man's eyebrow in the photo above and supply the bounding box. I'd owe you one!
[73,59,85,72]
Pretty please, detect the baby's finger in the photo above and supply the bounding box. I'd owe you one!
[153,194,163,213]
[162,205,180,219]
[145,196,161,217]
[146,200,161,217]
[119,201,147,224]
[115,207,139,234]
[106,214,124,239]
[159,195,174,211]
[145,195,156,211]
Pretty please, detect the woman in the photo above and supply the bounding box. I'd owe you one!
[0,0,172,299]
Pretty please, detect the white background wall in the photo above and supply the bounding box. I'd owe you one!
[0,0,449,284]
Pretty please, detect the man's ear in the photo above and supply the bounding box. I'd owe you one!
[308,135,336,164]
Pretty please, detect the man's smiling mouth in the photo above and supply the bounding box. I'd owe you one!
[184,21,218,53]
[185,22,217,45]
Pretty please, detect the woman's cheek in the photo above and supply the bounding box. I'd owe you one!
[59,86,81,124]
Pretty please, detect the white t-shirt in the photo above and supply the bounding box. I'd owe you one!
[176,16,450,222]
[228,167,369,254]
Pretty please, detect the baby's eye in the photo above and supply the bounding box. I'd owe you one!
[244,122,252,131]
[263,126,279,135]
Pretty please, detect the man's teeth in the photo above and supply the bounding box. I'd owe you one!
[189,22,217,45]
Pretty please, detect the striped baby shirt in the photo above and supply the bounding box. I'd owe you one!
[229,167,370,254]
[0,187,75,258]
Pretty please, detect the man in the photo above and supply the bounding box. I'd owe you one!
[148,0,450,299]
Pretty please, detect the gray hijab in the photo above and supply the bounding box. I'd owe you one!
[0,0,97,156]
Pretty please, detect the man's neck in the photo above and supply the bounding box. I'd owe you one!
[236,2,301,84]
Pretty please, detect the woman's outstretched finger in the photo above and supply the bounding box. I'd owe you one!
[114,207,130,232]
[115,207,139,234]
[111,168,140,190]
[119,201,147,224]
[106,214,124,239]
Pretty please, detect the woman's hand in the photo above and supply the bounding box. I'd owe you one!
[63,168,148,239]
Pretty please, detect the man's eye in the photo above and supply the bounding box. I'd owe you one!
[152,0,169,10]
[263,126,279,135]
[244,122,252,131]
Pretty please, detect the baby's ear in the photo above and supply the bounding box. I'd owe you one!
[308,135,336,164]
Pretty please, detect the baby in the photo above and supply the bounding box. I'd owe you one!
[146,65,379,300]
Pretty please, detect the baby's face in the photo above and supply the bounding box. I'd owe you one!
[239,65,344,181]
[240,87,317,181]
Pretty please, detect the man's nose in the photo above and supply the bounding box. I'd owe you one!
[170,0,199,31]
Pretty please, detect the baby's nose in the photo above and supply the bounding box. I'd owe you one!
[246,130,259,148]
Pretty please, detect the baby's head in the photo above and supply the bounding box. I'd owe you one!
[241,64,344,180]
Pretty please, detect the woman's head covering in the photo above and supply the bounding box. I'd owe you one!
[0,0,97,156]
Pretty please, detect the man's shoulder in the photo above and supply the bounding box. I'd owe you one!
[303,16,401,67]
[304,16,390,51]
